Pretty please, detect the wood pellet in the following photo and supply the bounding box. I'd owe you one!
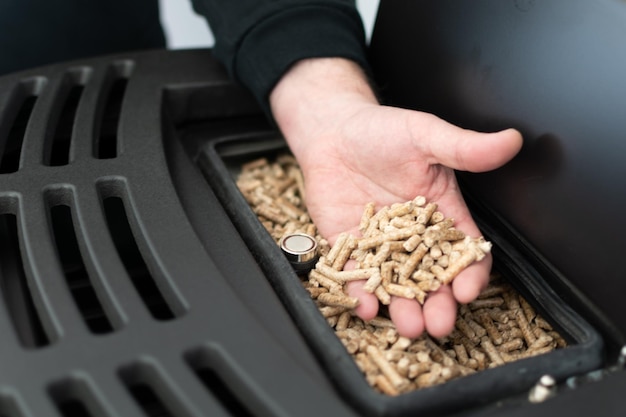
[236,154,567,395]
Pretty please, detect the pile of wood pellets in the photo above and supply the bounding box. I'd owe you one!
[236,154,566,396]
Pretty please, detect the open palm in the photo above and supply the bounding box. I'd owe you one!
[296,104,522,337]
[270,58,522,338]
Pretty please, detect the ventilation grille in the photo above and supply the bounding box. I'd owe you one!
[0,77,43,174]
[0,51,353,417]
[0,210,49,348]
[0,60,183,346]
[0,62,131,172]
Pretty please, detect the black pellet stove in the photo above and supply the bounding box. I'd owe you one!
[0,1,625,416]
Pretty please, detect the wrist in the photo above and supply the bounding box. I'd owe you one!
[269,58,378,159]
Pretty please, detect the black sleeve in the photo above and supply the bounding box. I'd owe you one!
[190,0,371,114]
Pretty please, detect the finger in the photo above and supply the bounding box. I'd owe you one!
[435,184,491,305]
[452,253,492,304]
[346,280,379,321]
[388,296,425,338]
[414,114,523,173]
[422,285,458,338]
[435,188,493,305]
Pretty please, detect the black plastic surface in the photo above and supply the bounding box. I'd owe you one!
[0,49,358,417]
[369,0,626,343]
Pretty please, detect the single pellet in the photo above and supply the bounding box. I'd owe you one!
[315,261,379,283]
[498,338,524,353]
[478,311,503,346]
[309,270,342,292]
[432,249,478,285]
[374,374,400,396]
[403,234,422,252]
[515,308,538,346]
[374,286,391,305]
[469,297,505,310]
[336,311,352,331]
[306,286,328,299]
[416,202,438,224]
[453,344,470,366]
[318,306,346,318]
[325,232,349,266]
[332,235,357,270]
[366,345,410,391]
[359,202,376,234]
[387,201,415,218]
[384,283,416,300]
[318,292,360,309]
[363,270,383,293]
[455,317,478,343]
[520,297,537,323]
[481,337,505,366]
[398,243,429,281]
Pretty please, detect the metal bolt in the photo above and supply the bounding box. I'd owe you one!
[617,345,626,368]
[528,374,556,403]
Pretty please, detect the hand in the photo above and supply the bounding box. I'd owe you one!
[270,58,523,338]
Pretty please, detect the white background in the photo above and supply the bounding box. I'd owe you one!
[159,0,381,49]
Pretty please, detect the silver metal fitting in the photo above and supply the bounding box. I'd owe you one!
[279,233,318,273]
[528,374,556,403]
[617,345,626,368]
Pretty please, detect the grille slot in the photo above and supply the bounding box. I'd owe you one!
[0,392,23,417]
[95,61,133,160]
[44,68,90,167]
[120,362,184,417]
[0,211,50,348]
[190,367,253,417]
[127,385,174,417]
[48,377,106,417]
[0,77,45,174]
[48,198,114,334]
[56,399,93,417]
[100,193,176,321]
[185,348,256,417]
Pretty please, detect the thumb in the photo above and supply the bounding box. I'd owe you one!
[415,114,523,172]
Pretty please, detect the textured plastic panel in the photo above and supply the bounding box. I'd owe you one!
[0,49,358,417]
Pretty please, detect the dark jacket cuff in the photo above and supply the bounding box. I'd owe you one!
[229,5,371,117]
